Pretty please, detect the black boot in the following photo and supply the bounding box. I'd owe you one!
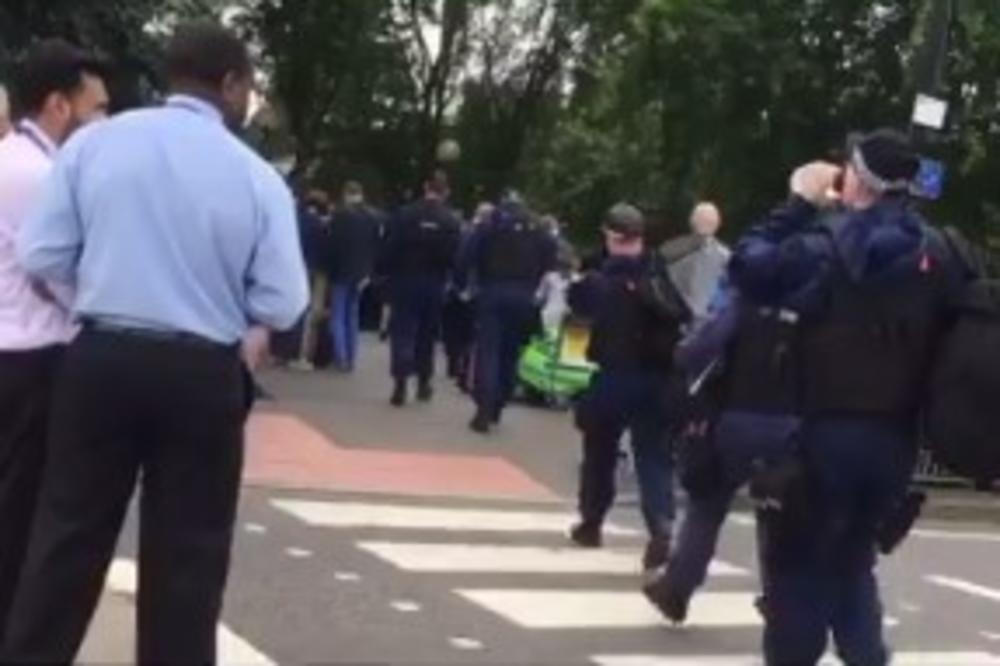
[569,521,603,549]
[390,380,408,407]
[642,532,672,571]
[642,573,691,625]
[469,409,492,434]
[417,380,434,403]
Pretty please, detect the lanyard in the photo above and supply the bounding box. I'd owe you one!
[15,121,55,157]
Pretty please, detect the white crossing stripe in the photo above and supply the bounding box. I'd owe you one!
[911,528,1000,544]
[592,653,1000,666]
[272,499,641,536]
[357,541,749,577]
[455,590,763,629]
[926,575,1000,603]
[104,558,275,665]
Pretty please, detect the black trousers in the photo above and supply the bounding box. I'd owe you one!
[1,330,246,665]
[0,347,62,637]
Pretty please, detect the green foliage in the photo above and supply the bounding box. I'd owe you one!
[3,0,999,241]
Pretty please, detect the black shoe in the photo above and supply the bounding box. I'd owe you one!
[470,411,492,434]
[390,381,407,407]
[569,522,603,549]
[417,382,434,402]
[642,575,690,625]
[642,534,671,571]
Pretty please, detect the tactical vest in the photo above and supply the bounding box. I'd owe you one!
[724,306,802,415]
[799,218,945,418]
[481,222,547,283]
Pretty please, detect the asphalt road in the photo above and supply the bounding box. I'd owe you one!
[72,337,1000,664]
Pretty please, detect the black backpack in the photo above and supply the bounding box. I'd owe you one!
[924,228,1000,480]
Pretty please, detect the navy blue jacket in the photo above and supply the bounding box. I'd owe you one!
[328,204,384,283]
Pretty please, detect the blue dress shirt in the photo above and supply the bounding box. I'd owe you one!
[17,95,308,344]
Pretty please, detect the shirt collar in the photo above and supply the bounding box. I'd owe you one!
[16,119,58,157]
[165,94,225,125]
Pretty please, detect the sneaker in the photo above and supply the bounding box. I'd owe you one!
[417,382,434,403]
[390,381,408,408]
[569,522,603,549]
[469,411,492,434]
[288,359,315,372]
[642,576,690,625]
[642,535,671,571]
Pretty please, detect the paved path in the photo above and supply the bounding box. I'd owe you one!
[75,337,1000,664]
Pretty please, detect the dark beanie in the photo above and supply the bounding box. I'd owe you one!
[604,203,645,239]
[849,129,920,192]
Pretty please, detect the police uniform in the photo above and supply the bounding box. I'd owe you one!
[645,287,802,624]
[460,200,556,433]
[383,195,462,405]
[568,204,690,571]
[722,130,961,665]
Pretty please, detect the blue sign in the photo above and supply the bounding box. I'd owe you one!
[914,158,946,200]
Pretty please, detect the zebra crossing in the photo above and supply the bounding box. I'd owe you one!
[271,496,1000,665]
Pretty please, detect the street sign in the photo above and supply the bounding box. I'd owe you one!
[914,158,946,200]
[913,93,949,130]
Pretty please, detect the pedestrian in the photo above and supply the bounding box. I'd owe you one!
[442,202,493,389]
[721,130,961,665]
[568,203,690,572]
[382,171,462,407]
[1,22,308,665]
[459,195,557,433]
[661,201,730,321]
[537,215,578,334]
[643,284,801,624]
[327,181,383,372]
[0,39,108,639]
[282,189,333,370]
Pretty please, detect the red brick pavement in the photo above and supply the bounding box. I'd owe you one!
[244,412,559,502]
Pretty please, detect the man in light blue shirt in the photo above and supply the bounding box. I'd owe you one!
[2,23,307,665]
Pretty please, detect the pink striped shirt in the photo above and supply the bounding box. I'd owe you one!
[0,121,74,350]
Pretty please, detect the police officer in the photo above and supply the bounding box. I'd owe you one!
[720,130,959,665]
[568,204,690,571]
[644,284,803,624]
[382,171,462,406]
[459,194,556,433]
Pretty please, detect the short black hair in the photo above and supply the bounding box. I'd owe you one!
[166,22,252,89]
[12,39,105,117]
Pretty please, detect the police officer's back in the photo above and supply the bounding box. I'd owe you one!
[383,172,461,406]
[727,129,960,666]
[461,196,556,433]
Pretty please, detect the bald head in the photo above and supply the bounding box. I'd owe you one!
[690,202,722,238]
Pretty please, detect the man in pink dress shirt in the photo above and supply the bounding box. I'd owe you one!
[0,40,108,635]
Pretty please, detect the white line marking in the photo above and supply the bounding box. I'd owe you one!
[927,575,1000,602]
[244,522,268,535]
[105,558,274,664]
[390,599,423,613]
[983,631,1000,642]
[106,558,138,596]
[284,547,313,559]
[448,636,484,651]
[356,541,748,577]
[898,601,922,613]
[218,624,275,665]
[334,571,362,582]
[592,653,1000,666]
[456,590,763,629]
[727,513,755,528]
[271,499,640,536]
[912,528,1000,544]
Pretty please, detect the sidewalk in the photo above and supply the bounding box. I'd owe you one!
[257,335,1000,524]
